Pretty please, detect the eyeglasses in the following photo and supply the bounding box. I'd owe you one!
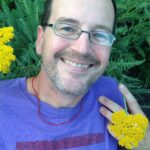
[42,23,116,47]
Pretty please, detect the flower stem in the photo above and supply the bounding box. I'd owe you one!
[123,97,128,114]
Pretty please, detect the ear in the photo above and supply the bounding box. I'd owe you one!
[36,26,44,55]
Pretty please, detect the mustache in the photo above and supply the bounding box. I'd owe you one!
[54,50,100,65]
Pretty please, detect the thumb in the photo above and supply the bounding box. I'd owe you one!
[119,83,145,115]
[107,122,118,140]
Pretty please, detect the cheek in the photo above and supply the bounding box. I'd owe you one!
[48,37,70,53]
[95,46,111,63]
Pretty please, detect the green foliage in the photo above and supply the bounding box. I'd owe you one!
[0,0,149,106]
[106,0,150,101]
[0,0,45,78]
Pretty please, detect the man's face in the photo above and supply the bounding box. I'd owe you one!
[36,0,114,97]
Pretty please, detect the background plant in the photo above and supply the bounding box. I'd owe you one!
[107,0,150,116]
[0,0,149,117]
[0,27,16,73]
[0,0,45,78]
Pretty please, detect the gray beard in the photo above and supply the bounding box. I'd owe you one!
[43,62,101,97]
[41,49,102,97]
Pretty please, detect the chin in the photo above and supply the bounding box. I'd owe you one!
[56,75,97,97]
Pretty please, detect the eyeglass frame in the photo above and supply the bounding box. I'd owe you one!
[42,23,116,47]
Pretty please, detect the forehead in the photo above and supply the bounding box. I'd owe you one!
[49,0,114,31]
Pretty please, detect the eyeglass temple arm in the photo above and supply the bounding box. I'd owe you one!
[41,24,53,27]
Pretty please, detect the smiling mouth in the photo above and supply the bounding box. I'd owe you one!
[61,58,97,69]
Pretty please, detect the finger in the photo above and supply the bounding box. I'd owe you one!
[107,122,118,140]
[119,83,145,115]
[99,96,123,113]
[99,106,113,122]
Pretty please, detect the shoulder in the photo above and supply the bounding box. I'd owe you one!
[92,75,118,89]
[91,75,124,107]
[0,77,26,95]
[0,77,27,113]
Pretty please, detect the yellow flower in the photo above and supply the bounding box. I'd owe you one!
[0,45,16,73]
[109,110,149,150]
[0,26,16,74]
[0,27,14,44]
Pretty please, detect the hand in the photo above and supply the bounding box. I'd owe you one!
[99,83,150,150]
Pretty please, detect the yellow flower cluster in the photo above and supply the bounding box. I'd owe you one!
[109,110,149,150]
[0,27,16,73]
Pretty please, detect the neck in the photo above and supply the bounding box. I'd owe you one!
[27,72,83,108]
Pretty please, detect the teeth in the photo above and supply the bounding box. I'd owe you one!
[64,60,89,68]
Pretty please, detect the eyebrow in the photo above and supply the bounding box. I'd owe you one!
[94,25,112,33]
[56,17,112,33]
[56,17,79,25]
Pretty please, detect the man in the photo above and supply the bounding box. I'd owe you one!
[0,0,149,149]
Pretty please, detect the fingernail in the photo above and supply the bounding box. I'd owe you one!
[119,83,125,90]
[99,107,104,113]
[99,96,104,103]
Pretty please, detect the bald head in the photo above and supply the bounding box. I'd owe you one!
[41,0,117,34]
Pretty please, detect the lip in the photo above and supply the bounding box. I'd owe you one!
[60,58,94,74]
[61,58,93,66]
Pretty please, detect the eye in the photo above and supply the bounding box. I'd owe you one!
[92,32,108,41]
[62,26,74,32]
[57,25,77,35]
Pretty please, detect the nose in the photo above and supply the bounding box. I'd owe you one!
[70,32,91,54]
